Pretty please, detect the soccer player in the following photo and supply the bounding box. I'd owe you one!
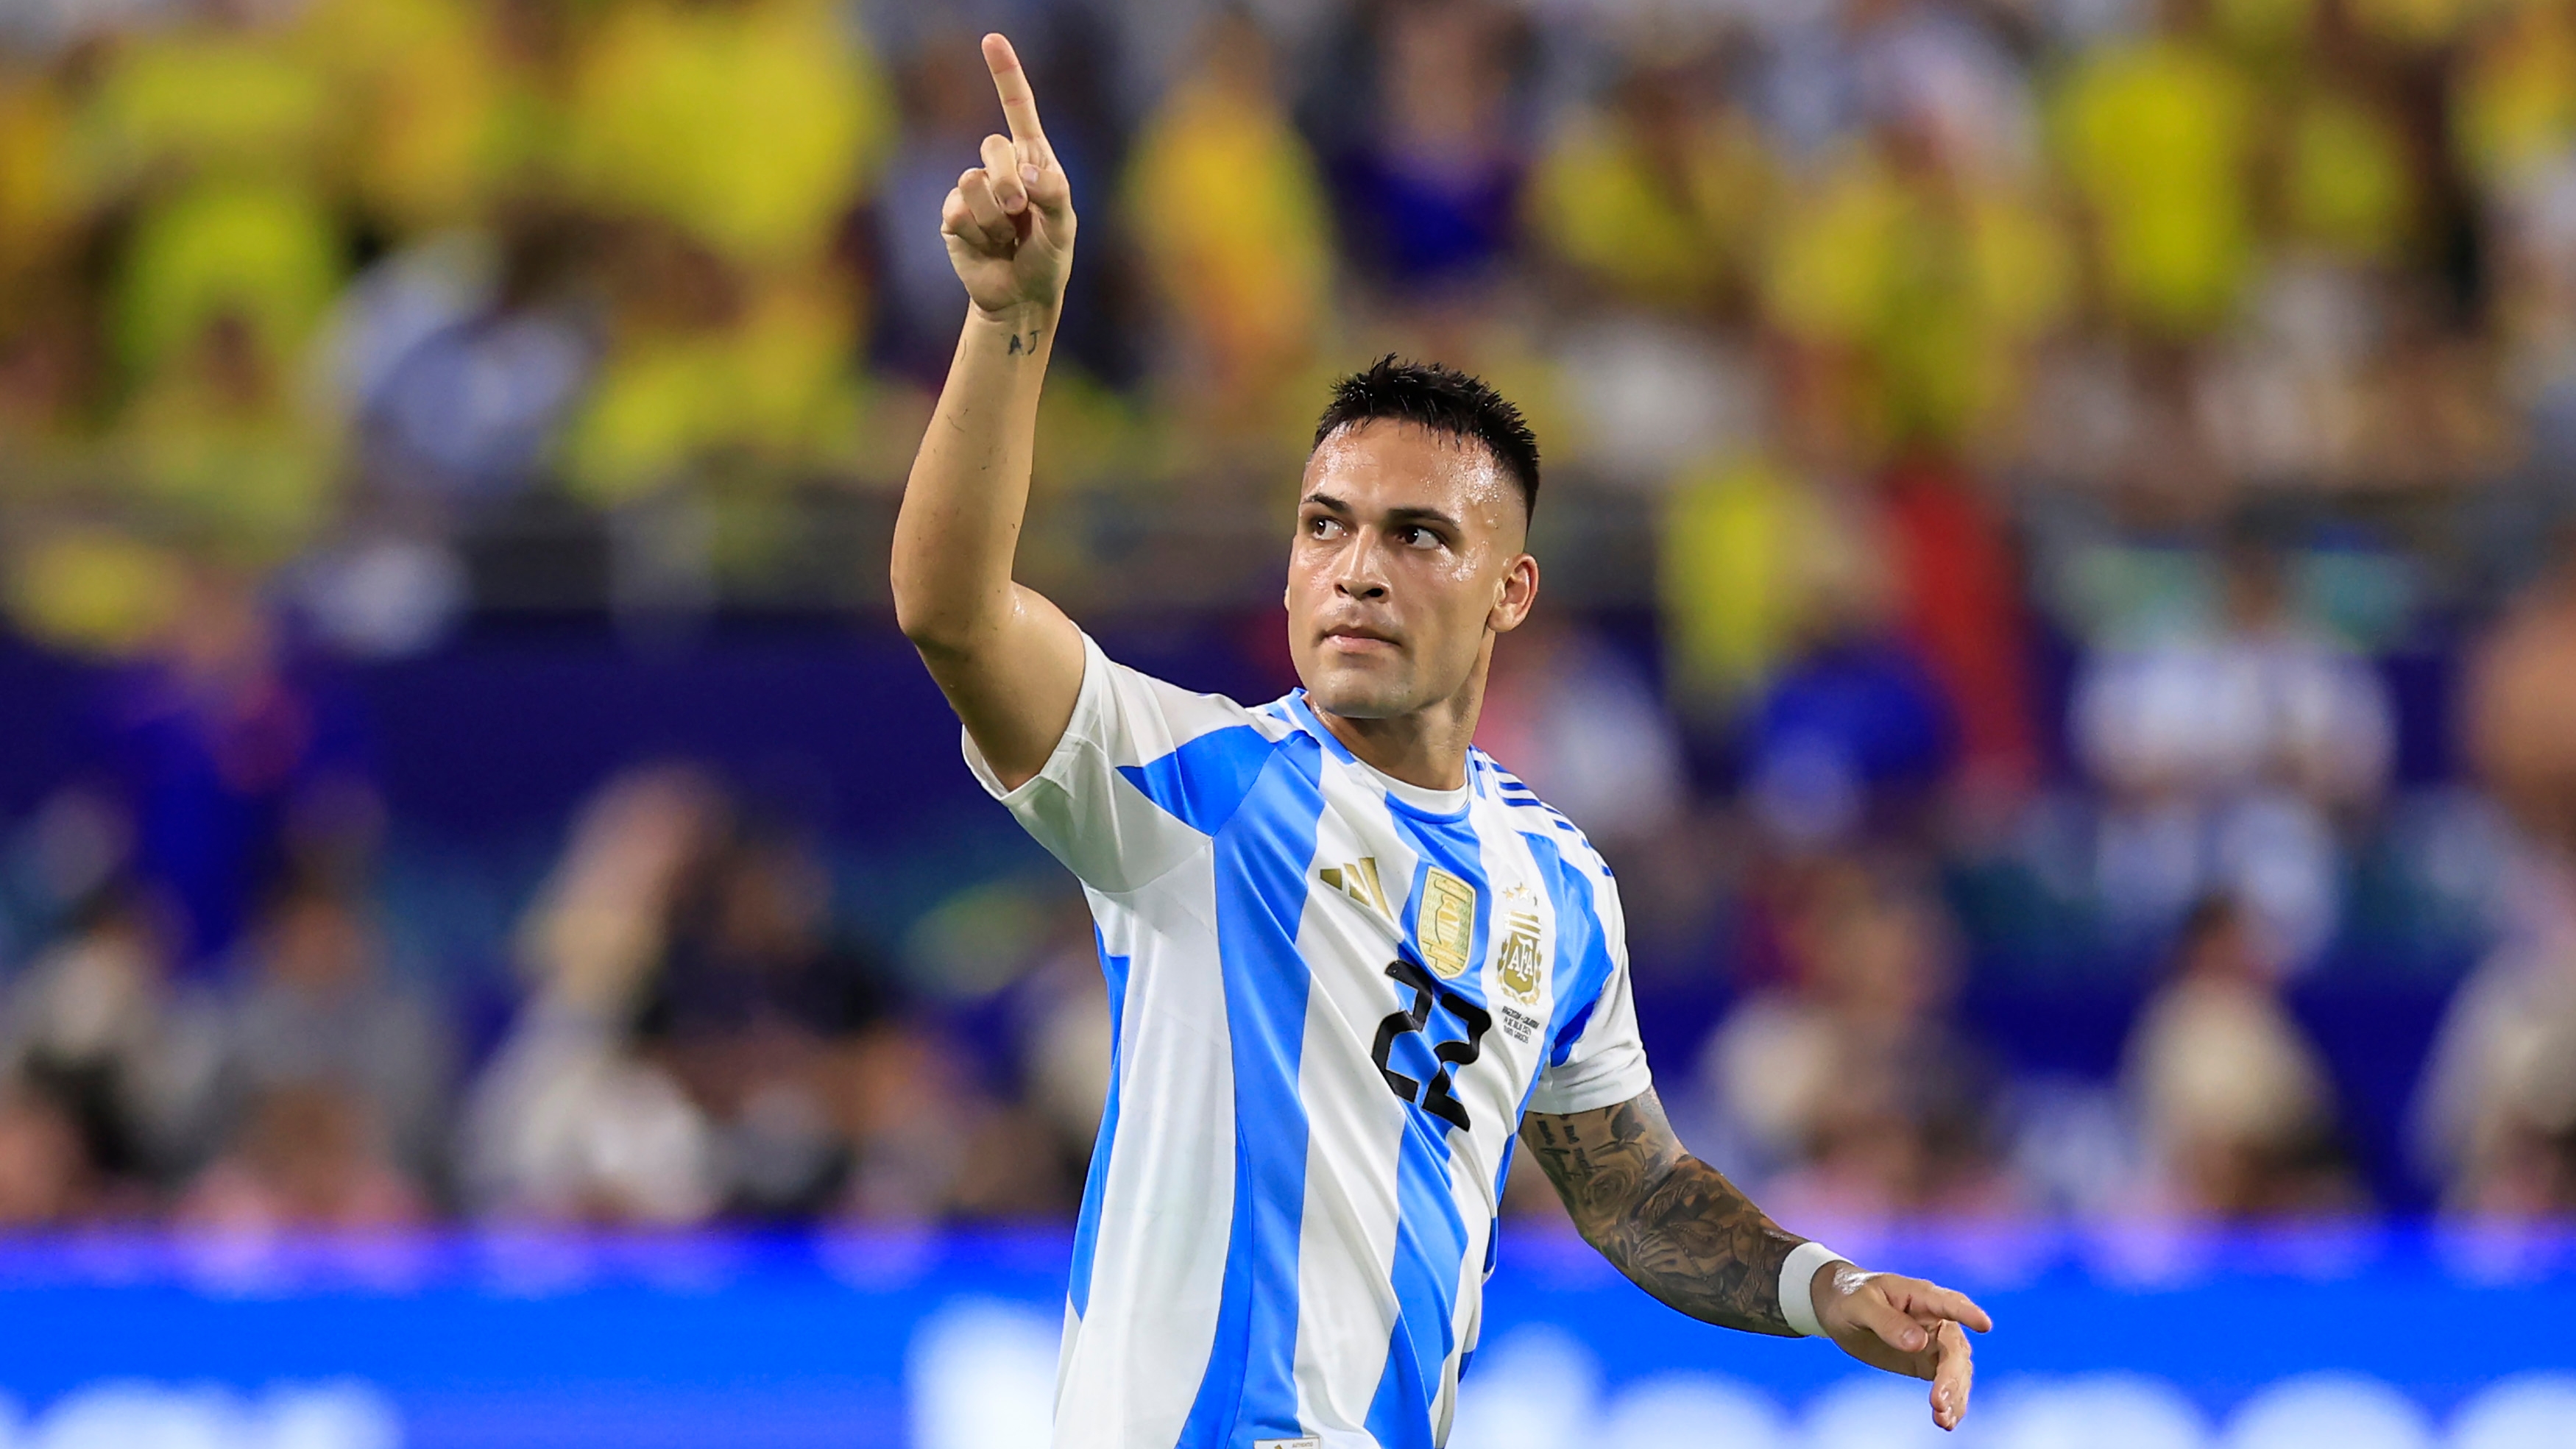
[892,33,1994,1449]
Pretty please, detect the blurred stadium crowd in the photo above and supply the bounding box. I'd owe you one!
[4,0,2576,1239]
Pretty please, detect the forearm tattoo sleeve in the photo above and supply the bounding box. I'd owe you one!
[1518,1088,1805,1336]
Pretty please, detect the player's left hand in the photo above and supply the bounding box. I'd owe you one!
[1811,1264,1993,1431]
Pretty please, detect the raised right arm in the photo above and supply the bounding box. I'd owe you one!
[890,33,1085,790]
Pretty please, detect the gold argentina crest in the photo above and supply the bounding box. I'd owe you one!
[1418,868,1477,979]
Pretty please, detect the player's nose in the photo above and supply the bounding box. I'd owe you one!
[1331,538,1392,600]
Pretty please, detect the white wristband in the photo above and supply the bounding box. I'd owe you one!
[1780,1241,1850,1339]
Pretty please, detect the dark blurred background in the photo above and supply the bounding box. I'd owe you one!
[4,0,2576,1258]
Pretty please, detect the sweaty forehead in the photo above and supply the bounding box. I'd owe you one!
[1305,420,1524,537]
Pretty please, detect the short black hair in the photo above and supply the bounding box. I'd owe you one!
[1312,356,1540,520]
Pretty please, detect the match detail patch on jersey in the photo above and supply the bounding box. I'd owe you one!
[1418,868,1477,979]
[1254,1439,1321,1449]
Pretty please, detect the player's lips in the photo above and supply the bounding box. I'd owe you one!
[1320,625,1400,651]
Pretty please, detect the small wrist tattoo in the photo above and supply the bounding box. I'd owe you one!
[1005,327,1042,355]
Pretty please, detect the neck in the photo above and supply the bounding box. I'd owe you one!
[1311,662,1487,792]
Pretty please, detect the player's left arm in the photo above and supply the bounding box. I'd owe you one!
[1519,1088,1992,1431]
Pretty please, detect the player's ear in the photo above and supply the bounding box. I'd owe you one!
[1488,553,1538,634]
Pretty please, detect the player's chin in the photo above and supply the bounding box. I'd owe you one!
[1303,665,1418,720]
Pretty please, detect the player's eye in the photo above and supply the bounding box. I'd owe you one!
[1306,515,1344,540]
[1401,525,1441,549]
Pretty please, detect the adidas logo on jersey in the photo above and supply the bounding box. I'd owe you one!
[1319,857,1390,915]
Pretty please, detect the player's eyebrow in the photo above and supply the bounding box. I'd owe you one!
[1381,504,1462,534]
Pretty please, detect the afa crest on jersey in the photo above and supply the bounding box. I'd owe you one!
[1497,915,1544,1003]
[1496,881,1545,1005]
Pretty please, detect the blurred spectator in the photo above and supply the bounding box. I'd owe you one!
[2072,539,2393,960]
[0,882,219,1190]
[560,0,888,274]
[2415,847,2576,1219]
[1879,464,2040,793]
[79,570,372,968]
[832,882,1091,1225]
[2052,0,2260,339]
[0,58,78,333]
[458,765,725,1225]
[640,814,889,1220]
[2466,526,2576,849]
[333,224,594,509]
[550,0,887,509]
[2462,0,2576,459]
[453,764,1061,1227]
[111,258,343,561]
[1016,928,1113,1174]
[1523,42,1775,486]
[827,1022,969,1224]
[0,1077,98,1229]
[1524,43,1772,322]
[71,0,349,559]
[177,1082,427,1232]
[1698,858,2015,1219]
[828,1018,1071,1225]
[1329,0,1528,298]
[213,874,453,1186]
[555,226,865,510]
[2123,896,2362,1219]
[297,0,523,234]
[1659,455,1882,715]
[1850,0,2036,180]
[461,1019,721,1226]
[2414,548,2576,1218]
[1761,60,2069,456]
[1735,529,1956,850]
[1476,614,1687,848]
[1120,8,1331,447]
[74,0,330,193]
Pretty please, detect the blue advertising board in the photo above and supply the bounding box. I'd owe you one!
[0,1227,2566,1448]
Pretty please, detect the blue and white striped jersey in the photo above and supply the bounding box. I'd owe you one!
[965,634,1654,1449]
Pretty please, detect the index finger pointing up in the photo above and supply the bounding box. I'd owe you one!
[981,33,1048,152]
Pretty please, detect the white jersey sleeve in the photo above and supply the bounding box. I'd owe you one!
[960,631,1274,894]
[1526,871,1653,1116]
